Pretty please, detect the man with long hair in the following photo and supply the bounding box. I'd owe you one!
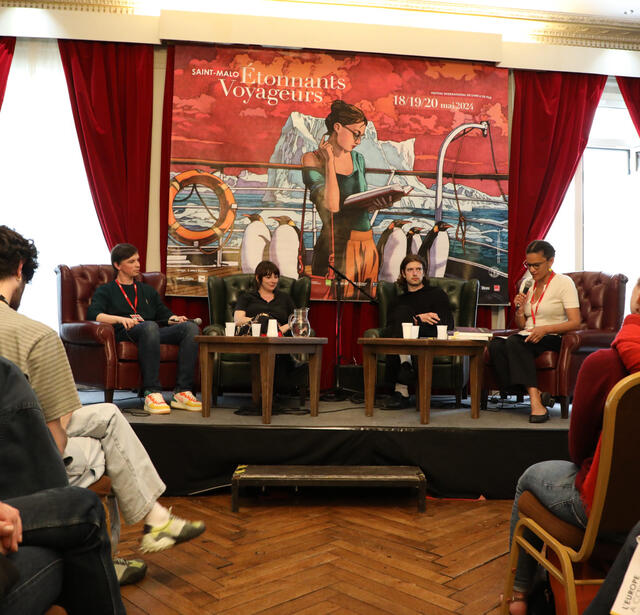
[382,254,454,409]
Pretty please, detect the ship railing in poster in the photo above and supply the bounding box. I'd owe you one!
[169,157,508,268]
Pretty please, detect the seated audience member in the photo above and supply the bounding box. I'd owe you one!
[504,277,640,615]
[382,254,454,409]
[0,226,205,577]
[0,489,125,615]
[488,240,580,423]
[86,242,201,415]
[0,356,124,614]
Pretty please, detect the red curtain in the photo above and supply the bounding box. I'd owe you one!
[616,76,640,136]
[0,37,15,111]
[58,40,154,268]
[508,70,606,299]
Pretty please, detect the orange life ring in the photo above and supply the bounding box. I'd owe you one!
[168,170,236,248]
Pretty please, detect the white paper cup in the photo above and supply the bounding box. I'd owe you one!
[225,322,235,336]
[402,322,413,339]
[411,325,420,339]
[266,319,278,337]
[437,325,448,340]
[251,323,262,337]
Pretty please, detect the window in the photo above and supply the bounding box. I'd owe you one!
[0,38,109,330]
[545,78,640,313]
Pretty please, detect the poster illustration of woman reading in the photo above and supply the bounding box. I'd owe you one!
[302,100,396,299]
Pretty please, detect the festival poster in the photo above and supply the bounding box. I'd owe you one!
[167,44,509,304]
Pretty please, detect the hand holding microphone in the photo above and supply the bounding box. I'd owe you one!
[514,280,532,312]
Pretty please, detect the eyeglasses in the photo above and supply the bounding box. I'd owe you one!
[523,259,548,270]
[342,125,365,142]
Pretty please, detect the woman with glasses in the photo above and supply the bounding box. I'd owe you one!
[302,100,392,298]
[488,240,580,423]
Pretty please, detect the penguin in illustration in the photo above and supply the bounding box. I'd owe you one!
[241,214,271,273]
[405,226,423,255]
[377,219,410,282]
[269,215,301,279]
[418,221,453,278]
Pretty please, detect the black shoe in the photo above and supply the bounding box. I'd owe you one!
[382,391,411,410]
[529,410,549,423]
[397,361,416,386]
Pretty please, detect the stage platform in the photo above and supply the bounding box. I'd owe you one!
[79,389,571,501]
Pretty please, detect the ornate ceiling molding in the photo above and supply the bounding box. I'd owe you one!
[4,0,640,50]
[0,0,135,12]
[282,0,640,50]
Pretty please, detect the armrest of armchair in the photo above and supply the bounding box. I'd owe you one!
[363,327,383,338]
[559,329,617,355]
[202,324,225,336]
[60,321,116,347]
[556,329,617,396]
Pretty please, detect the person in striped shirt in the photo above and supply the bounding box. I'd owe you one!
[0,226,205,582]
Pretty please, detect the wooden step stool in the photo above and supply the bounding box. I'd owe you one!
[231,465,427,512]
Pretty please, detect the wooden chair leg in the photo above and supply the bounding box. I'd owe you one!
[105,389,114,403]
[560,396,569,419]
[455,390,462,406]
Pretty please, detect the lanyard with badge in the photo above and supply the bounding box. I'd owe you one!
[530,271,555,326]
[115,280,143,322]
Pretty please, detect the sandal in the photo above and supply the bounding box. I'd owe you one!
[499,593,527,615]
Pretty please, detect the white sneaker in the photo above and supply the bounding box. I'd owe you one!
[170,391,202,412]
[144,393,170,414]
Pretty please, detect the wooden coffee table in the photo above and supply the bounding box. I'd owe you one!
[195,335,327,424]
[358,337,488,424]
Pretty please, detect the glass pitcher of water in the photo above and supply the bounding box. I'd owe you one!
[288,308,311,337]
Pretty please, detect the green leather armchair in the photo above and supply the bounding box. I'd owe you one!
[203,273,312,397]
[363,277,480,403]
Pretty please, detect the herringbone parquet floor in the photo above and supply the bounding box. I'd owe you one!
[118,490,511,614]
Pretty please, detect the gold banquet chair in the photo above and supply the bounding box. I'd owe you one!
[500,371,640,615]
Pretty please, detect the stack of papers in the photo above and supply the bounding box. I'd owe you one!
[450,328,493,341]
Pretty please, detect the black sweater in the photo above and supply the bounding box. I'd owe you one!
[87,281,173,334]
[385,285,454,337]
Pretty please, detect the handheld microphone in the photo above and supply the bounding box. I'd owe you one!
[521,280,532,295]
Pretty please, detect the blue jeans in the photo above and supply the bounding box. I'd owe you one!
[0,487,125,615]
[510,460,588,592]
[118,320,199,394]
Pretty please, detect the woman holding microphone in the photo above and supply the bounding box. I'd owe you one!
[488,240,581,422]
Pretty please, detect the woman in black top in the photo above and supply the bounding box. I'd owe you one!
[234,261,302,398]
[234,260,295,334]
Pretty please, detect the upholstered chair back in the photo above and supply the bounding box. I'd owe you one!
[57,264,165,324]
